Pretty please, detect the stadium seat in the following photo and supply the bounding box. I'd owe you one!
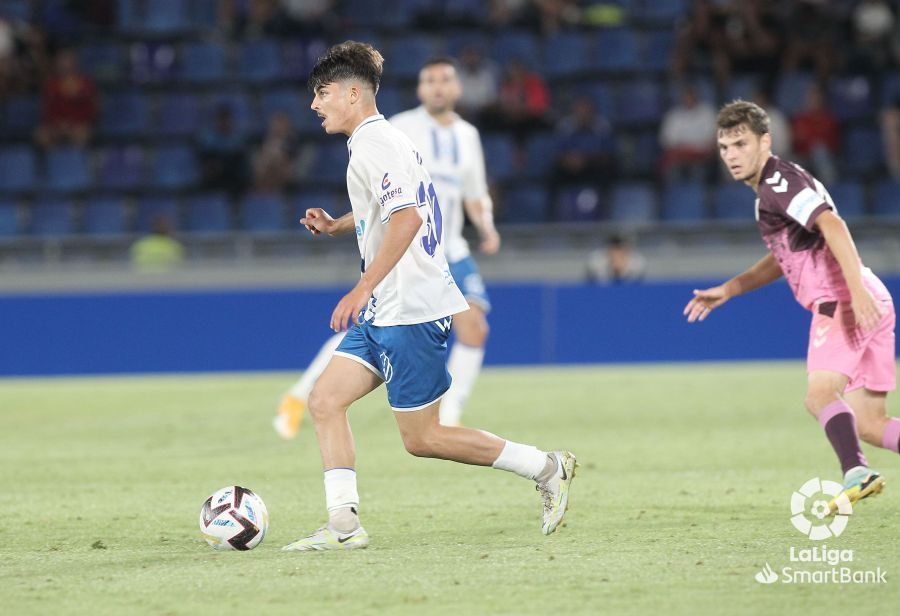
[136,197,179,232]
[724,74,762,105]
[291,192,340,225]
[829,76,873,122]
[609,182,657,222]
[259,88,306,131]
[481,135,517,181]
[100,91,149,138]
[826,181,866,219]
[157,93,200,137]
[239,41,282,83]
[281,41,308,80]
[446,32,488,58]
[0,146,38,194]
[502,185,550,223]
[0,200,20,236]
[593,29,639,72]
[639,30,674,72]
[713,183,756,220]
[83,197,128,235]
[206,91,257,136]
[872,179,900,217]
[634,0,687,22]
[615,80,662,125]
[387,35,439,79]
[882,71,900,105]
[129,42,177,83]
[661,181,708,222]
[555,185,604,222]
[544,32,591,77]
[80,42,124,83]
[241,193,285,232]
[842,128,883,177]
[189,0,218,28]
[1,94,40,139]
[151,144,198,190]
[584,82,615,118]
[97,146,145,191]
[31,199,75,236]
[45,147,92,193]
[376,86,408,119]
[179,42,227,83]
[143,0,189,35]
[186,193,230,233]
[775,72,815,117]
[491,32,541,68]
[313,142,351,184]
[523,133,558,178]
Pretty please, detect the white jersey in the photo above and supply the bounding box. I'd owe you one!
[390,106,489,263]
[345,114,469,326]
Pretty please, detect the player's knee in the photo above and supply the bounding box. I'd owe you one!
[804,388,840,415]
[456,314,489,347]
[307,387,340,422]
[401,429,440,459]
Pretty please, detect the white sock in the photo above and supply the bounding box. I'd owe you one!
[440,343,484,425]
[491,440,548,481]
[288,332,345,399]
[324,468,359,532]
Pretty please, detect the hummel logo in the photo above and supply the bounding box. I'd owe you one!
[816,325,831,337]
[813,336,827,348]
[766,171,788,193]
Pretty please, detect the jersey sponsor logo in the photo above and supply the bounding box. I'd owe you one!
[378,185,404,207]
[766,171,789,193]
[355,219,366,239]
[787,186,825,226]
[381,173,391,191]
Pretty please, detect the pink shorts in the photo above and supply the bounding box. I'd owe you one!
[807,296,896,393]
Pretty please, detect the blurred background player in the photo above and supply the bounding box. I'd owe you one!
[275,56,499,436]
[684,100,898,511]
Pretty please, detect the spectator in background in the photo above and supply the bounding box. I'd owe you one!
[456,45,499,122]
[198,103,249,197]
[551,95,615,187]
[754,88,791,159]
[130,216,185,272]
[533,0,581,36]
[791,84,840,185]
[34,48,97,148]
[847,0,895,75]
[253,111,299,192]
[782,0,840,81]
[489,58,550,138]
[586,234,645,284]
[880,97,900,180]
[659,84,717,183]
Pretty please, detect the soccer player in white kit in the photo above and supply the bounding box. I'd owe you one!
[281,42,575,550]
[274,57,499,434]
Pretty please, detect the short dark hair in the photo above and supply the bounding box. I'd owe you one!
[421,56,459,72]
[308,41,384,94]
[716,99,770,136]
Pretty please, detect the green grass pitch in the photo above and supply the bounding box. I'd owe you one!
[1,363,898,615]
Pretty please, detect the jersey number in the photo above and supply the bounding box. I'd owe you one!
[418,181,443,257]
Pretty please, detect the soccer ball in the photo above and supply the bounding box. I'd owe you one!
[199,486,269,551]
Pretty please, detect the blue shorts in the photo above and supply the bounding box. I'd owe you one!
[449,256,491,313]
[334,317,454,411]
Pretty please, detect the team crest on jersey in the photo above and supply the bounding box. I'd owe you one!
[379,351,393,383]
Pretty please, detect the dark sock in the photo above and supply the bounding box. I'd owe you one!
[818,400,868,475]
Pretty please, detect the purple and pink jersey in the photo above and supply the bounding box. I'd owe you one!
[755,156,889,310]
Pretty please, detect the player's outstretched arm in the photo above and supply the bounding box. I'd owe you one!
[330,207,423,332]
[816,210,883,331]
[300,209,355,237]
[684,254,783,322]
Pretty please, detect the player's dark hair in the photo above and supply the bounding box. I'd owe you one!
[421,56,460,72]
[717,100,770,136]
[308,41,384,94]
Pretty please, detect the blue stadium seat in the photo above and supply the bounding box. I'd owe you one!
[842,128,883,177]
[157,93,200,137]
[872,179,900,217]
[610,182,657,222]
[0,146,38,194]
[639,30,674,72]
[84,197,128,235]
[0,200,20,236]
[239,41,282,83]
[523,133,557,178]
[828,76,873,122]
[713,183,756,220]
[827,181,866,219]
[491,32,541,68]
[387,36,438,79]
[152,144,198,190]
[502,185,549,223]
[593,29,639,72]
[117,0,141,31]
[775,72,814,117]
[45,147,91,193]
[31,199,75,236]
[555,185,603,222]
[291,192,341,228]
[377,86,409,119]
[313,142,351,184]
[669,77,716,106]
[661,181,707,221]
[189,0,218,28]
[259,89,305,131]
[241,193,285,231]
[80,42,123,82]
[98,146,145,191]
[446,32,488,58]
[136,197,179,232]
[585,82,615,117]
[544,32,591,77]
[281,41,308,80]
[143,0,189,35]
[615,80,662,125]
[481,135,517,181]
[206,91,256,136]
[882,71,900,105]
[186,193,230,233]
[179,42,227,83]
[1,94,40,139]
[724,74,762,105]
[634,0,687,22]
[100,91,149,138]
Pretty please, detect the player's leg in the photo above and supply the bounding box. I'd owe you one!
[274,332,345,439]
[846,388,899,452]
[282,334,382,552]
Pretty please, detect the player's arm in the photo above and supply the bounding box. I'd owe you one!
[300,210,355,236]
[816,209,883,331]
[463,195,500,254]
[684,254,783,322]
[330,207,422,331]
